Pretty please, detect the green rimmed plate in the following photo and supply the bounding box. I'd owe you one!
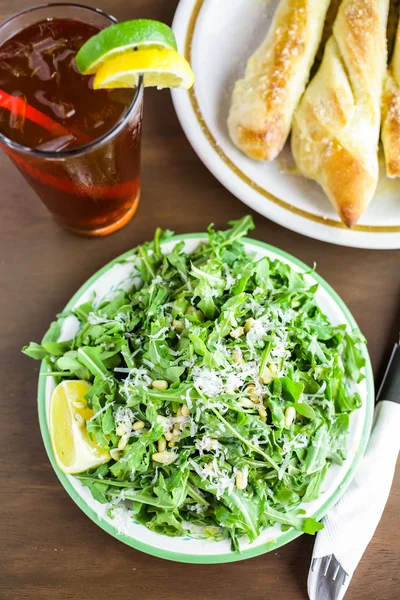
[37,235,374,563]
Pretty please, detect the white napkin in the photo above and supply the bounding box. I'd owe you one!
[308,400,400,600]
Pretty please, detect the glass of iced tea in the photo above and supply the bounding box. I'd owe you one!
[0,4,143,236]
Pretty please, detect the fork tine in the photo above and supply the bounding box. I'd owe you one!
[332,562,341,581]
[322,555,332,576]
[311,558,318,572]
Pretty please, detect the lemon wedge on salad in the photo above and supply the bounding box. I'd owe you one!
[50,380,110,474]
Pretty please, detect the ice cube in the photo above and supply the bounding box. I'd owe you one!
[29,51,52,81]
[0,60,28,78]
[28,37,67,82]
[0,41,27,60]
[9,93,26,131]
[53,49,74,72]
[34,90,75,120]
[35,133,75,152]
[38,22,57,41]
[31,37,67,55]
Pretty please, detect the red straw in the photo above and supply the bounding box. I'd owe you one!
[0,88,90,145]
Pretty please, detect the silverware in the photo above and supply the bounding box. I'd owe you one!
[308,336,400,600]
[310,555,347,600]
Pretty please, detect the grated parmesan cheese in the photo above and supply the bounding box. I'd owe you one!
[188,457,235,499]
[88,401,115,422]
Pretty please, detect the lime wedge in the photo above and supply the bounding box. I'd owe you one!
[76,19,178,75]
[93,48,194,90]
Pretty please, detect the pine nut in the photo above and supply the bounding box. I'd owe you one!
[239,397,255,408]
[244,317,255,333]
[247,384,260,403]
[235,471,248,490]
[260,363,277,384]
[110,448,121,461]
[74,413,85,427]
[168,441,176,448]
[176,407,182,418]
[232,349,244,365]
[185,306,196,315]
[72,401,86,409]
[152,451,177,465]
[230,326,245,339]
[284,407,296,427]
[116,423,128,436]
[133,420,145,431]
[260,367,273,384]
[196,309,205,322]
[172,319,183,333]
[258,405,267,418]
[151,380,169,391]
[181,404,190,417]
[158,436,167,452]
[172,426,181,440]
[118,435,128,450]
[164,431,173,442]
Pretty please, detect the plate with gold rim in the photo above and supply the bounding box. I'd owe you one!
[171,0,400,249]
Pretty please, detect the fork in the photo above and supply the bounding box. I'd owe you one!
[310,555,348,600]
[307,336,400,600]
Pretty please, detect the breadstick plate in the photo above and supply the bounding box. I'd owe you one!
[172,0,400,249]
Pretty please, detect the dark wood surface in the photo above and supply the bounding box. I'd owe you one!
[1,1,399,599]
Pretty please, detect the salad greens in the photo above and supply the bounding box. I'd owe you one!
[23,217,366,550]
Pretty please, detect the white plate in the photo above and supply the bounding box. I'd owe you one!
[38,235,374,563]
[171,0,400,249]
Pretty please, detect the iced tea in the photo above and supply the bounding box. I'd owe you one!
[0,5,143,235]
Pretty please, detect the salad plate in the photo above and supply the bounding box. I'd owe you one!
[34,221,374,563]
[171,0,400,249]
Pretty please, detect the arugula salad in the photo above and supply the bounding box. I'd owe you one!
[24,217,366,550]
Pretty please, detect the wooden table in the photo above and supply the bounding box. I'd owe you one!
[1,1,399,598]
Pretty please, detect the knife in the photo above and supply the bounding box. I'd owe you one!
[308,338,400,600]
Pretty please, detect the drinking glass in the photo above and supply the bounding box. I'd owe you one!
[0,4,143,236]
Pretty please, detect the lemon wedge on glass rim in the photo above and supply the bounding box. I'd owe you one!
[50,380,110,474]
[93,48,194,90]
[76,19,194,90]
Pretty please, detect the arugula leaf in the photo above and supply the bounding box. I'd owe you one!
[263,503,323,534]
[79,479,109,504]
[22,342,50,360]
[294,401,316,420]
[42,320,62,343]
[77,347,109,379]
[302,463,329,503]
[343,333,366,383]
[281,377,304,402]
[146,510,184,536]
[102,406,115,435]
[304,425,330,475]
[220,489,260,541]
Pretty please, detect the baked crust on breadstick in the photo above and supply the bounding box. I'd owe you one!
[382,17,400,178]
[291,0,389,228]
[227,0,331,162]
